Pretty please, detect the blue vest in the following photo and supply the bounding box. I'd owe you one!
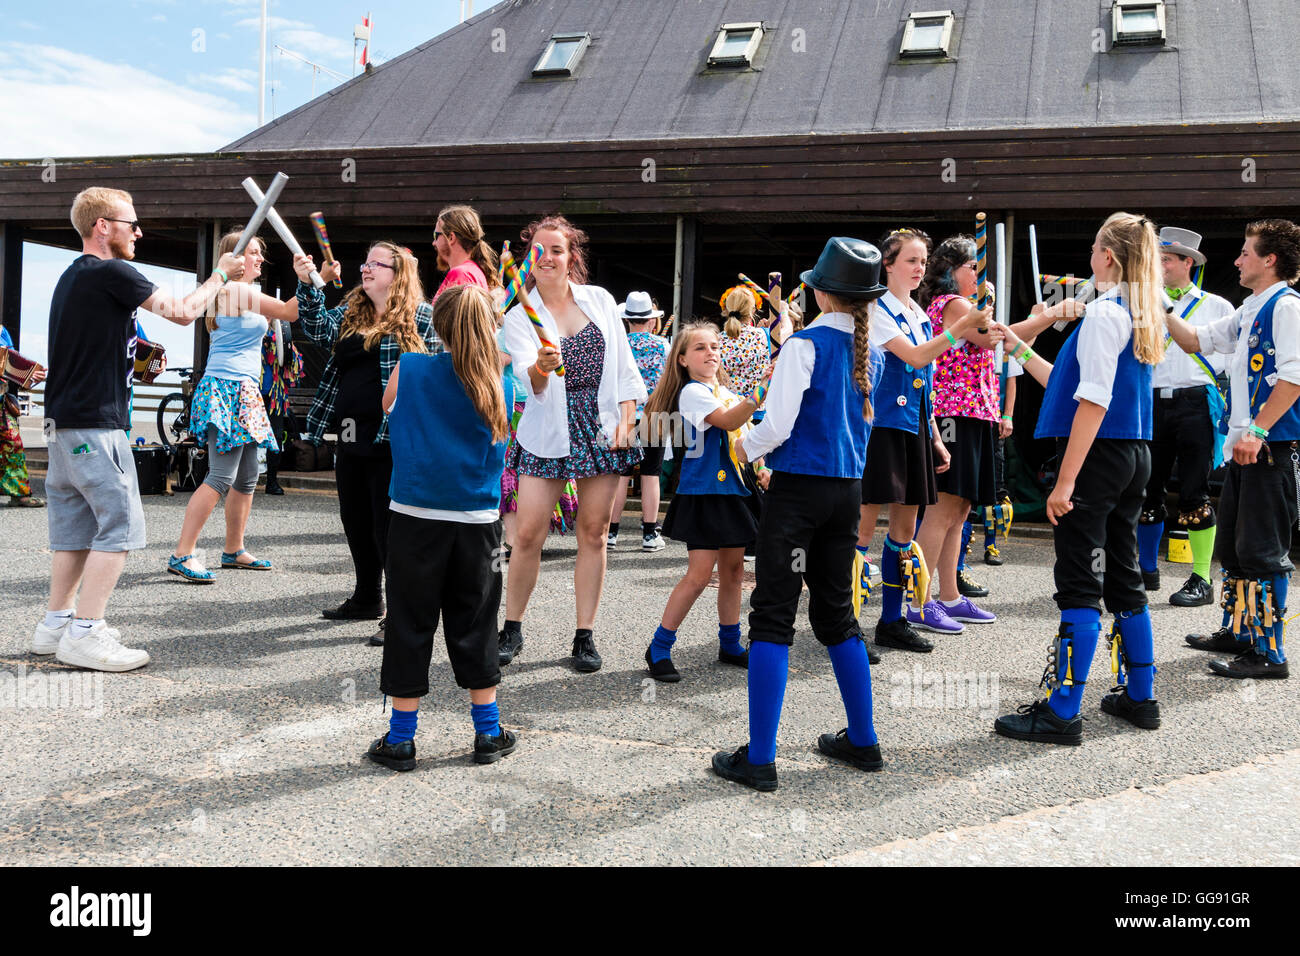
[1035,296,1152,441]
[765,326,883,479]
[1236,286,1300,441]
[872,299,933,433]
[387,354,507,512]
[677,384,749,496]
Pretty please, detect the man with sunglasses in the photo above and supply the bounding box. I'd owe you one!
[32,187,245,673]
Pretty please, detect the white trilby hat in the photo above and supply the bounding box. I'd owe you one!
[617,290,664,320]
[1158,226,1207,266]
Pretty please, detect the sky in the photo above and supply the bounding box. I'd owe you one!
[4,0,502,368]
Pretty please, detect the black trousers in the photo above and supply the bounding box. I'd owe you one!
[335,446,393,605]
[749,472,861,647]
[380,513,503,695]
[1052,438,1150,614]
[1144,388,1216,524]
[1217,442,1299,578]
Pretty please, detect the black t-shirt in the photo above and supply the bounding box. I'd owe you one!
[332,333,383,456]
[45,255,156,430]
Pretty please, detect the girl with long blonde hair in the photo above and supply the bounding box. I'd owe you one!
[292,241,439,643]
[167,230,300,583]
[994,212,1166,744]
[366,285,516,770]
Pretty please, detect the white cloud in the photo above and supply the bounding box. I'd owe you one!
[188,67,257,93]
[234,16,353,63]
[0,43,256,158]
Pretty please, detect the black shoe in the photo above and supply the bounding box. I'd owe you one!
[1100,687,1161,729]
[1185,627,1249,653]
[1169,573,1214,607]
[1142,569,1160,591]
[994,699,1083,745]
[863,636,881,665]
[646,646,681,682]
[1209,649,1290,679]
[572,632,602,673]
[265,478,285,496]
[817,728,885,771]
[473,727,518,764]
[366,733,416,771]
[368,617,386,647]
[874,617,934,653]
[323,598,384,620]
[983,545,1004,567]
[718,646,749,668]
[957,570,989,598]
[711,745,778,792]
[498,628,523,665]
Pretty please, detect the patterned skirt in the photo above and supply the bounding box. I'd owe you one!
[189,375,278,455]
[0,405,31,498]
[500,399,578,533]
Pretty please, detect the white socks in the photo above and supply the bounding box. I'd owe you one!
[43,609,74,630]
[70,618,105,638]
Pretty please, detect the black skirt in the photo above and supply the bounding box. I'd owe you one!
[663,491,760,551]
[934,415,997,505]
[861,422,938,507]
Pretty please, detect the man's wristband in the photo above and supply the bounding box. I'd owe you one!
[944,330,958,348]
[1248,422,1269,440]
[214,268,229,285]
[1001,414,1013,422]
[1015,345,1035,365]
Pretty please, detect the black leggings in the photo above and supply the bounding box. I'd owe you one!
[335,447,392,605]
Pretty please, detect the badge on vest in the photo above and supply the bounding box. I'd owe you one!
[1251,354,1265,371]
[717,470,726,482]
[896,396,907,406]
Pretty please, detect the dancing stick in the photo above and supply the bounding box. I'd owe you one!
[309,212,344,288]
[232,172,288,257]
[1040,273,1096,331]
[500,242,542,312]
[994,221,1008,403]
[787,281,806,305]
[501,241,565,377]
[1029,225,1044,307]
[975,212,989,316]
[737,273,774,305]
[242,176,325,289]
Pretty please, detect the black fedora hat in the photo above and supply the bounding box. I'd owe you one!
[800,237,888,299]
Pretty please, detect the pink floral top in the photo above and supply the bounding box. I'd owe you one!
[719,325,772,396]
[928,293,999,422]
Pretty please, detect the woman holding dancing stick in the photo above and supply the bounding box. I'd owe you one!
[293,242,438,644]
[499,215,646,673]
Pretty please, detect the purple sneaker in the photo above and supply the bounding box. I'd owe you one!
[941,596,997,624]
[906,600,965,634]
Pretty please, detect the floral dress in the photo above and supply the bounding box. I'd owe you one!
[507,320,643,479]
[928,294,999,422]
[720,324,771,396]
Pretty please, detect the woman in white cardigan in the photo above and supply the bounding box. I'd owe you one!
[499,216,646,674]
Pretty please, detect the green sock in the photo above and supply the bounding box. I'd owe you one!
[1189,525,1216,581]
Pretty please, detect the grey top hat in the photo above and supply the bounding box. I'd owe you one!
[617,290,664,320]
[800,237,888,299]
[1158,226,1207,266]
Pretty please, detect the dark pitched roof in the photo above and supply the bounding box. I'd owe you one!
[223,0,1300,152]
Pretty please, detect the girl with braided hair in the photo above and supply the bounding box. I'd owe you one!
[711,237,890,792]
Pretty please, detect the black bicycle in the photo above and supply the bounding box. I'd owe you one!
[155,366,196,455]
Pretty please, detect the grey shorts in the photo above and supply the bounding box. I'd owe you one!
[46,428,147,552]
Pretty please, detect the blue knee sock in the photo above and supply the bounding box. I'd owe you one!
[471,701,500,738]
[827,638,877,747]
[1047,608,1101,720]
[388,706,419,744]
[1266,575,1289,663]
[880,536,908,624]
[747,641,789,765]
[984,510,996,551]
[958,520,972,572]
[651,624,677,663]
[1117,607,1155,702]
[718,622,744,656]
[1137,521,1163,574]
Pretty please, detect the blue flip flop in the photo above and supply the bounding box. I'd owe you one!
[168,554,216,584]
[222,549,272,570]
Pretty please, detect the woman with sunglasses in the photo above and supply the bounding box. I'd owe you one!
[293,243,439,646]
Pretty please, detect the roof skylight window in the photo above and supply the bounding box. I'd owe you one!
[900,10,955,58]
[707,22,763,67]
[533,32,591,76]
[1112,1,1167,46]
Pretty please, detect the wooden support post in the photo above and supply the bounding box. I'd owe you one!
[0,222,23,347]
[194,222,217,379]
[677,216,699,337]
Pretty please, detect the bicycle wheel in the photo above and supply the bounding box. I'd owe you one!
[155,392,188,454]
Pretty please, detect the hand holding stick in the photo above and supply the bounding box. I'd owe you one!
[309,212,344,288]
[502,242,565,377]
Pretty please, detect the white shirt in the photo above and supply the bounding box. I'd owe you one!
[679,381,733,433]
[1152,288,1233,389]
[502,282,647,458]
[1196,280,1300,449]
[1073,292,1137,410]
[743,312,854,461]
[868,290,928,350]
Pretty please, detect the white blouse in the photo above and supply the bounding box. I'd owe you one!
[502,281,647,459]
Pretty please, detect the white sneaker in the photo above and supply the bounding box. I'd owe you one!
[31,619,70,655]
[642,531,665,552]
[55,622,150,672]
[607,532,618,549]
